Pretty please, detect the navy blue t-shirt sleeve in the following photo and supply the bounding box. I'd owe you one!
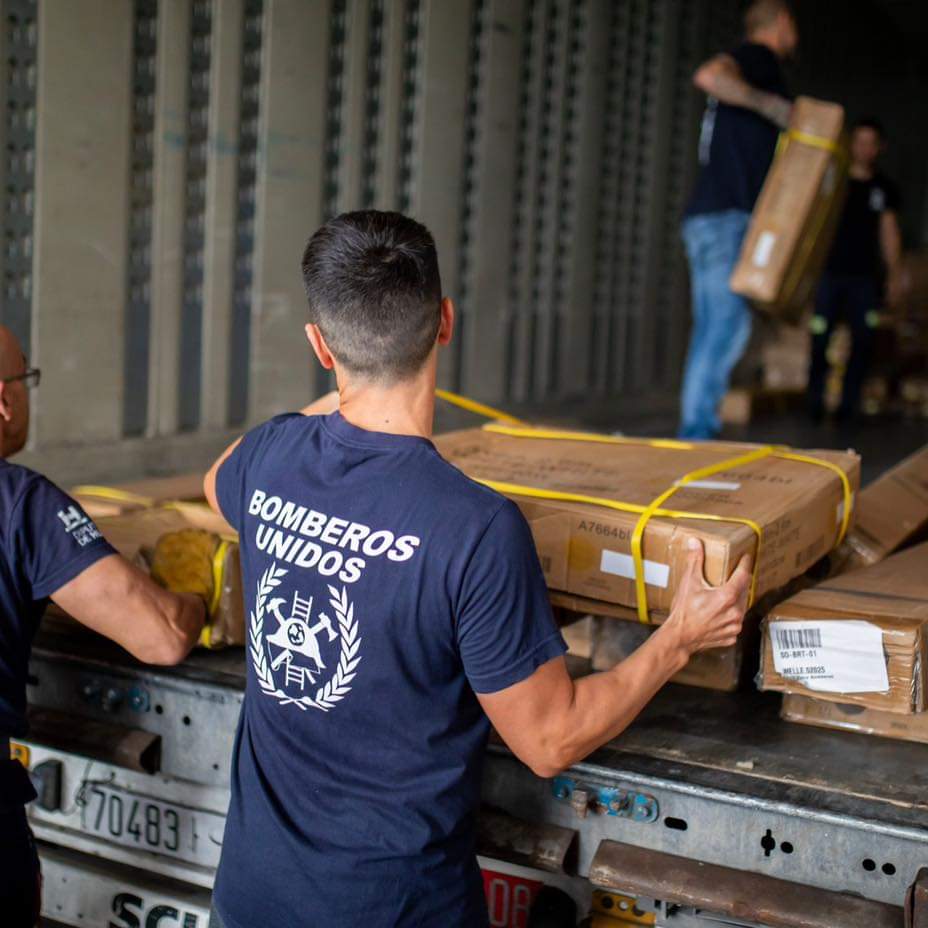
[216,413,301,529]
[455,500,567,694]
[11,476,116,600]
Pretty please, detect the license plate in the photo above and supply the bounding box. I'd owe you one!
[482,868,543,928]
[79,783,225,867]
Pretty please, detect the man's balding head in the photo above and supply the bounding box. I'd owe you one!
[0,325,30,457]
[745,0,798,58]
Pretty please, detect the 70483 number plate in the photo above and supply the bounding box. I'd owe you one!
[79,783,225,868]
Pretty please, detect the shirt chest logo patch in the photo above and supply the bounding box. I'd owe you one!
[869,187,886,212]
[250,563,361,711]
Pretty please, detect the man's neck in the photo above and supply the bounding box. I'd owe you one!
[337,373,436,439]
[850,162,875,181]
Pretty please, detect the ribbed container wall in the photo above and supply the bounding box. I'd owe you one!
[4,0,924,483]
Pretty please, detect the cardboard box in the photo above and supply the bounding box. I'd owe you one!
[830,443,928,572]
[730,97,848,321]
[97,504,244,648]
[436,428,860,620]
[589,616,745,692]
[760,542,928,713]
[73,473,207,519]
[782,694,928,745]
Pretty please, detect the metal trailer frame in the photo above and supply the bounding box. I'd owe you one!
[25,630,928,927]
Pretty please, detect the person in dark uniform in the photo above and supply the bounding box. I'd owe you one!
[679,0,797,439]
[807,118,903,421]
[0,325,207,927]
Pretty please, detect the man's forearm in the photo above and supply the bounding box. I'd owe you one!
[545,625,689,772]
[704,70,792,129]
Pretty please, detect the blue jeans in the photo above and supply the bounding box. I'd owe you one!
[679,210,752,439]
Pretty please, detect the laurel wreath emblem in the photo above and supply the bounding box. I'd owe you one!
[249,562,361,712]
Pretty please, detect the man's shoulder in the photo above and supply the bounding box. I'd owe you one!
[427,448,516,524]
[0,460,49,503]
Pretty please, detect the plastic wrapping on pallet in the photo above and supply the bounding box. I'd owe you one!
[436,426,859,622]
[760,542,928,714]
[96,504,244,648]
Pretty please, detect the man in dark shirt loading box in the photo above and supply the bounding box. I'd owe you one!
[203,210,752,928]
[0,326,207,927]
[679,0,797,438]
[807,117,903,422]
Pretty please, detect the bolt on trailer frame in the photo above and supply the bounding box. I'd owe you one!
[22,625,928,927]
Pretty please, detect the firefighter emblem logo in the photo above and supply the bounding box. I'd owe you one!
[250,563,361,711]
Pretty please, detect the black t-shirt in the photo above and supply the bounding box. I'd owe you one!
[0,462,114,742]
[685,42,789,217]
[826,173,900,278]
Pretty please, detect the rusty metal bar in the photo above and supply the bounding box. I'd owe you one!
[27,707,160,774]
[588,840,903,928]
[906,868,928,928]
[477,806,577,874]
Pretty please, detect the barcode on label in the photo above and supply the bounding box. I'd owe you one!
[774,627,823,650]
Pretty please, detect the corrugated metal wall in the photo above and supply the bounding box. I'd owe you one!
[5,0,742,483]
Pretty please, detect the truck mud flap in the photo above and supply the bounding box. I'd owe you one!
[588,839,904,928]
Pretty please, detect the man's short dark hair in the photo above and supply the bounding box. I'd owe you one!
[301,210,443,381]
[745,0,793,34]
[853,117,886,140]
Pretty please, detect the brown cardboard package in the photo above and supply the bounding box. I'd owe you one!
[97,504,244,648]
[781,694,928,744]
[780,694,928,744]
[589,616,746,692]
[436,427,859,620]
[730,97,848,321]
[759,542,928,713]
[830,443,928,573]
[73,473,207,518]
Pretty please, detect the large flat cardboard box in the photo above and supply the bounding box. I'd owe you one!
[760,543,928,713]
[730,97,847,321]
[436,428,859,620]
[830,443,928,573]
[96,504,243,648]
[73,473,207,519]
[782,694,928,745]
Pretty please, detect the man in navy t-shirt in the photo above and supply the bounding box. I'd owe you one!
[807,118,903,421]
[204,210,752,928]
[679,0,797,438]
[0,325,207,926]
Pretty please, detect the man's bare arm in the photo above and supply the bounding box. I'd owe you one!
[478,540,751,777]
[693,53,792,129]
[51,554,206,665]
[880,210,903,307]
[203,391,339,515]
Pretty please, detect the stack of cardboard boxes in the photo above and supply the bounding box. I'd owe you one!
[758,445,928,744]
[436,426,860,692]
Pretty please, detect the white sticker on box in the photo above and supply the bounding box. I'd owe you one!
[600,550,669,588]
[676,479,741,491]
[770,620,889,694]
[835,492,855,526]
[752,231,777,268]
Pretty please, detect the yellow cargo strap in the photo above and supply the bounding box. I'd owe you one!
[774,127,847,161]
[199,538,231,648]
[435,388,528,426]
[468,421,852,623]
[71,485,155,508]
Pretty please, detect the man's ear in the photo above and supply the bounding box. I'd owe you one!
[305,323,335,370]
[0,382,11,423]
[437,298,455,347]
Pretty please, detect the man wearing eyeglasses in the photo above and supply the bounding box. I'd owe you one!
[0,326,208,927]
